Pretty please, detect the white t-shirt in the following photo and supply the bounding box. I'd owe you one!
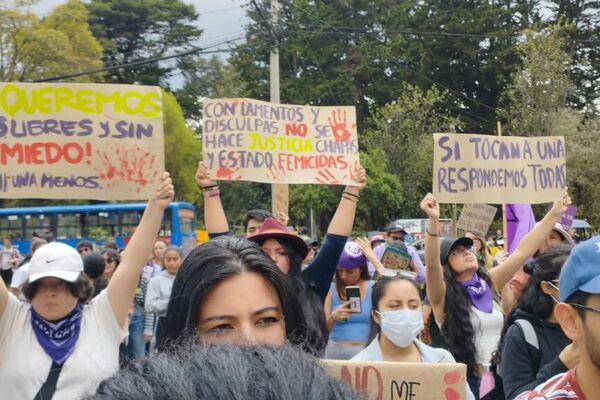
[470,304,504,364]
[10,263,30,289]
[0,290,127,399]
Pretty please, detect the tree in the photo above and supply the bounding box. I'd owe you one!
[176,55,247,132]
[362,84,459,218]
[0,0,103,82]
[162,90,201,204]
[87,0,202,86]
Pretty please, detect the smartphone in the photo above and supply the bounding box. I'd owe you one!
[345,286,361,313]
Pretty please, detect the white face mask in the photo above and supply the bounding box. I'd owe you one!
[376,309,424,348]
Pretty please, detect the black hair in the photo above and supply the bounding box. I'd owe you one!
[76,240,94,250]
[252,236,329,354]
[22,273,94,304]
[243,209,273,232]
[566,290,594,321]
[366,275,421,343]
[103,240,118,251]
[90,343,361,400]
[441,263,492,375]
[492,244,572,367]
[83,251,106,280]
[334,267,370,300]
[101,248,121,267]
[162,246,183,263]
[157,236,308,351]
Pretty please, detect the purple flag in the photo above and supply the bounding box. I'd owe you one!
[560,205,577,228]
[506,204,536,254]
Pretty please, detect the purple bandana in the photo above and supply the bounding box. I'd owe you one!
[460,274,493,313]
[31,305,82,365]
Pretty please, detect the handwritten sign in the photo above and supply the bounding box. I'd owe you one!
[323,360,467,400]
[381,244,412,270]
[202,98,360,185]
[457,203,498,238]
[0,82,163,200]
[433,133,566,204]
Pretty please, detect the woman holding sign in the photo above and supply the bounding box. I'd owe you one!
[0,173,174,400]
[420,191,570,399]
[195,161,367,354]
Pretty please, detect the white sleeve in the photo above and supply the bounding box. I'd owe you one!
[86,290,128,343]
[144,278,169,315]
[10,267,28,289]
[0,293,28,347]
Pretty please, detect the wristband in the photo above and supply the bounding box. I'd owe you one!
[203,189,220,198]
[342,195,357,203]
[343,191,359,199]
[201,184,218,191]
[426,230,438,237]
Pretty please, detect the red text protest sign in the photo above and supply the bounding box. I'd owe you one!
[202,98,360,185]
[0,83,164,199]
[323,360,468,400]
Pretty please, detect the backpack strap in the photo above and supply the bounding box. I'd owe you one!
[33,361,63,400]
[514,319,539,350]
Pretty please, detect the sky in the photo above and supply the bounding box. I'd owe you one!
[29,0,248,53]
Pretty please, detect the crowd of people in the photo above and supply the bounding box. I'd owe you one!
[0,165,599,400]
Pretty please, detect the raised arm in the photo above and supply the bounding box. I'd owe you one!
[107,173,174,328]
[326,163,366,235]
[420,193,447,323]
[196,161,229,234]
[488,193,571,291]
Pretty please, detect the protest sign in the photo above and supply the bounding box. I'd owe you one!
[560,205,577,228]
[202,98,360,185]
[0,82,164,199]
[381,244,412,270]
[433,133,566,204]
[323,360,467,400]
[457,203,497,238]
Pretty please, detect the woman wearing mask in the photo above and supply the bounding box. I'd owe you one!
[420,192,570,398]
[495,245,576,399]
[352,274,475,399]
[195,161,366,354]
[145,246,183,344]
[0,174,174,400]
[324,241,374,359]
[158,236,307,350]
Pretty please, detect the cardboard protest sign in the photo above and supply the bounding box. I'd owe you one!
[0,82,164,199]
[457,203,498,238]
[323,360,467,400]
[381,243,412,270]
[202,98,360,185]
[560,205,577,228]
[433,133,566,204]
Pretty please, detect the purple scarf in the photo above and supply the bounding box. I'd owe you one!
[460,274,493,313]
[31,305,82,365]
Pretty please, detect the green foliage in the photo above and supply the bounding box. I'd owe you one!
[363,84,459,218]
[87,0,202,86]
[88,226,112,242]
[0,0,103,81]
[162,90,202,204]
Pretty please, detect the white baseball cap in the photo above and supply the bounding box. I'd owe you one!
[28,242,83,283]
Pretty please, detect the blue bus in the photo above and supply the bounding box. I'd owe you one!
[0,202,197,254]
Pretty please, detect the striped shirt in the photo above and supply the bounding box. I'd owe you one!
[514,368,586,400]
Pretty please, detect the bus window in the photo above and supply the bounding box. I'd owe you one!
[119,210,143,237]
[24,214,52,239]
[160,208,172,237]
[57,213,82,240]
[84,211,118,237]
[0,215,23,239]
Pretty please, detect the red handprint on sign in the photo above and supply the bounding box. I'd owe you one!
[328,109,352,142]
[95,146,159,192]
[315,169,340,185]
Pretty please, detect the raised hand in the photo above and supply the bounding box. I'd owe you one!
[549,189,572,219]
[420,193,440,220]
[152,172,174,210]
[346,162,367,193]
[355,237,377,262]
[195,161,216,188]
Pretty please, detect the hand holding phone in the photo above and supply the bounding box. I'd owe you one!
[345,286,361,313]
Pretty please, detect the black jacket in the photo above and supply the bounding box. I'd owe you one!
[500,309,570,399]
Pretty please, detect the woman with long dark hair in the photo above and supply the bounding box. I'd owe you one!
[195,161,366,354]
[352,274,475,399]
[495,244,576,399]
[158,236,307,350]
[420,192,570,398]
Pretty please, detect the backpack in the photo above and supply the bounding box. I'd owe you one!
[481,319,541,400]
